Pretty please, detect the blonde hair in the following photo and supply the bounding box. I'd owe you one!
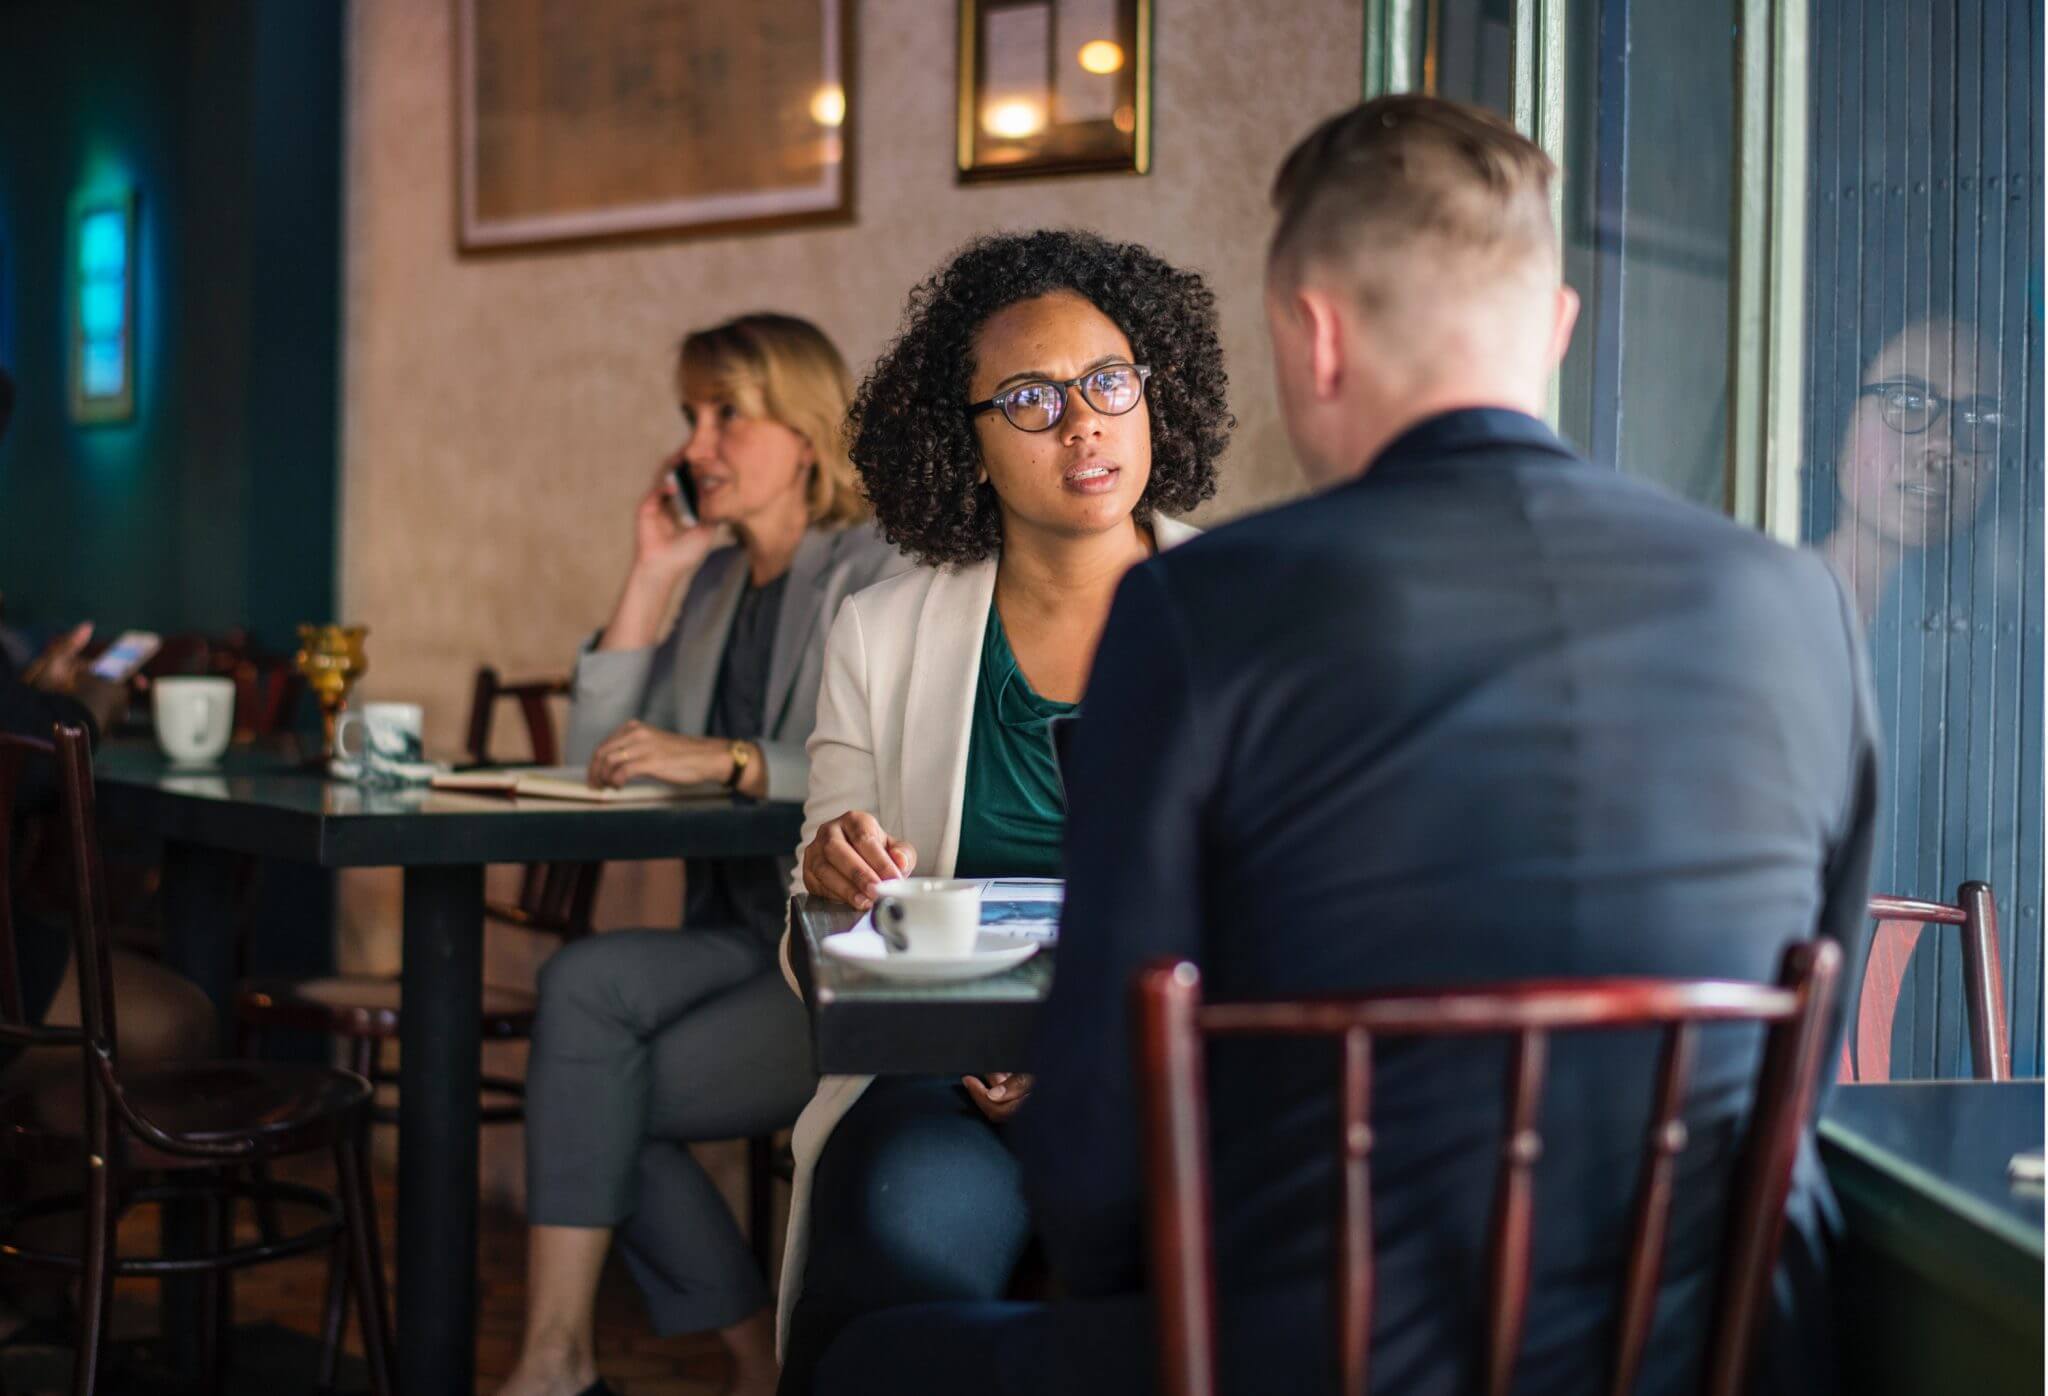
[678,313,869,529]
[1269,95,1558,317]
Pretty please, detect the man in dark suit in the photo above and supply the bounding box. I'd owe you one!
[816,95,1875,1395]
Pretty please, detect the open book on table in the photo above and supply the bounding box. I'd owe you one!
[429,765,726,804]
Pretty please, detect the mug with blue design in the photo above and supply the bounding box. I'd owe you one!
[332,701,428,785]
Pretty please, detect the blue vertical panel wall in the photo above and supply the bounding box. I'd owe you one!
[0,0,341,654]
[1805,0,2044,1077]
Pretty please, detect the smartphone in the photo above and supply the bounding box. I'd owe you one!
[88,630,161,683]
[667,464,700,527]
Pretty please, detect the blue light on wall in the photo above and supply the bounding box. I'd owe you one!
[69,187,135,423]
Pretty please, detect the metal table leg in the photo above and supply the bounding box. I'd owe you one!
[395,864,485,1395]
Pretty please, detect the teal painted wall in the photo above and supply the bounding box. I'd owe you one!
[0,0,342,655]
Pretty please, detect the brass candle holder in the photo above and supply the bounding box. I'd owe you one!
[295,623,369,761]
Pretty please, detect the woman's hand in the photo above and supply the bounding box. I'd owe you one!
[963,1073,1033,1124]
[801,810,916,910]
[586,721,734,790]
[599,457,723,653]
[632,451,722,579]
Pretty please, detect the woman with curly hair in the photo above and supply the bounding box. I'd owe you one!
[772,229,1233,1391]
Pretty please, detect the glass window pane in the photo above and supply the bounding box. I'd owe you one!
[1555,0,1737,510]
[1425,0,1515,118]
[1800,0,2043,1078]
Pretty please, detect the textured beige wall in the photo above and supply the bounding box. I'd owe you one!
[339,0,1362,1202]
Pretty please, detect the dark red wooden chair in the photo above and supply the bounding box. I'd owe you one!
[0,724,393,1396]
[462,667,604,941]
[1839,884,2008,1083]
[1133,941,1842,1396]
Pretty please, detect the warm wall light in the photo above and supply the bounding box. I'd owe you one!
[983,98,1046,139]
[809,84,846,128]
[1077,40,1124,75]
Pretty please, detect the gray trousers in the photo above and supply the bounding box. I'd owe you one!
[526,926,816,1334]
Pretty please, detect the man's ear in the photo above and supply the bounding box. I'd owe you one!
[1547,284,1581,369]
[1294,285,1347,401]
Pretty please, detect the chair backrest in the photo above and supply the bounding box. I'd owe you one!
[208,632,305,741]
[2,725,264,1165]
[140,632,212,681]
[1133,941,1841,1396]
[0,725,118,1064]
[465,665,570,767]
[462,666,601,940]
[1842,884,2008,1083]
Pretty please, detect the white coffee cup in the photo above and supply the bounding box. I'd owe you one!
[152,676,235,766]
[872,878,983,957]
[334,701,427,781]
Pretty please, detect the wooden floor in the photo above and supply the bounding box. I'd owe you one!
[1,1150,736,1395]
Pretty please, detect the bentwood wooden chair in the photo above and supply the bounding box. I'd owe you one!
[1840,884,2009,1083]
[0,725,393,1396]
[1133,942,1841,1396]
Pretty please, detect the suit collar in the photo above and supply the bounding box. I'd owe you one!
[1150,513,1202,550]
[1363,407,1579,478]
[905,562,999,876]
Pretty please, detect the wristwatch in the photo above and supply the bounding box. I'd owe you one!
[724,740,753,790]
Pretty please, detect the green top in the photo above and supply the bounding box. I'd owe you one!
[954,600,1075,879]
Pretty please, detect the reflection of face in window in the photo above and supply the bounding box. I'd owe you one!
[1834,318,2000,552]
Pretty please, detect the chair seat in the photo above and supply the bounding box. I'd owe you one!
[236,974,539,1040]
[0,1059,371,1169]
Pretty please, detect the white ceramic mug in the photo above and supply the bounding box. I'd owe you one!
[872,878,983,957]
[333,701,427,782]
[152,677,235,766]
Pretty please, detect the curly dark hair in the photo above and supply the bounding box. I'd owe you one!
[847,229,1233,567]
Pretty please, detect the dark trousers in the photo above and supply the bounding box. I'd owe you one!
[778,1075,1034,1394]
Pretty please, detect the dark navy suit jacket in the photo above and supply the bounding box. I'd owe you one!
[1015,409,1879,1395]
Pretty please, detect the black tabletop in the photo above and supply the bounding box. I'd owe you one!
[93,742,805,867]
[1821,1080,2044,1254]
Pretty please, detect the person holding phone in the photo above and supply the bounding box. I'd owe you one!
[773,230,1232,1392]
[503,314,906,1396]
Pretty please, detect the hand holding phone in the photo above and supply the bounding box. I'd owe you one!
[89,630,162,683]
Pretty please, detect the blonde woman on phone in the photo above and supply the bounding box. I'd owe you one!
[502,314,905,1396]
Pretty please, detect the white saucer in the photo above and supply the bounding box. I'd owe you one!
[819,929,1039,983]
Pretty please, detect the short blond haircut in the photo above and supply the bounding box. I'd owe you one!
[678,313,869,529]
[1269,95,1558,316]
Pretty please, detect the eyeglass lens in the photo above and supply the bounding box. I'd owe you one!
[1002,366,1145,431]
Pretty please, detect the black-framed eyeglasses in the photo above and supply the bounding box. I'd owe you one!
[1859,380,2004,453]
[968,363,1151,433]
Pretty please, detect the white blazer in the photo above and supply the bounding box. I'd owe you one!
[774,515,1201,1348]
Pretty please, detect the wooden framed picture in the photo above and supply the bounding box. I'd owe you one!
[456,0,854,251]
[957,0,1150,182]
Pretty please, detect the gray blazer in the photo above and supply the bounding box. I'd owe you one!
[564,521,910,804]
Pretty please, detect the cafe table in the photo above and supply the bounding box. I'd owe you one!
[95,745,804,1396]
[787,895,1047,1074]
